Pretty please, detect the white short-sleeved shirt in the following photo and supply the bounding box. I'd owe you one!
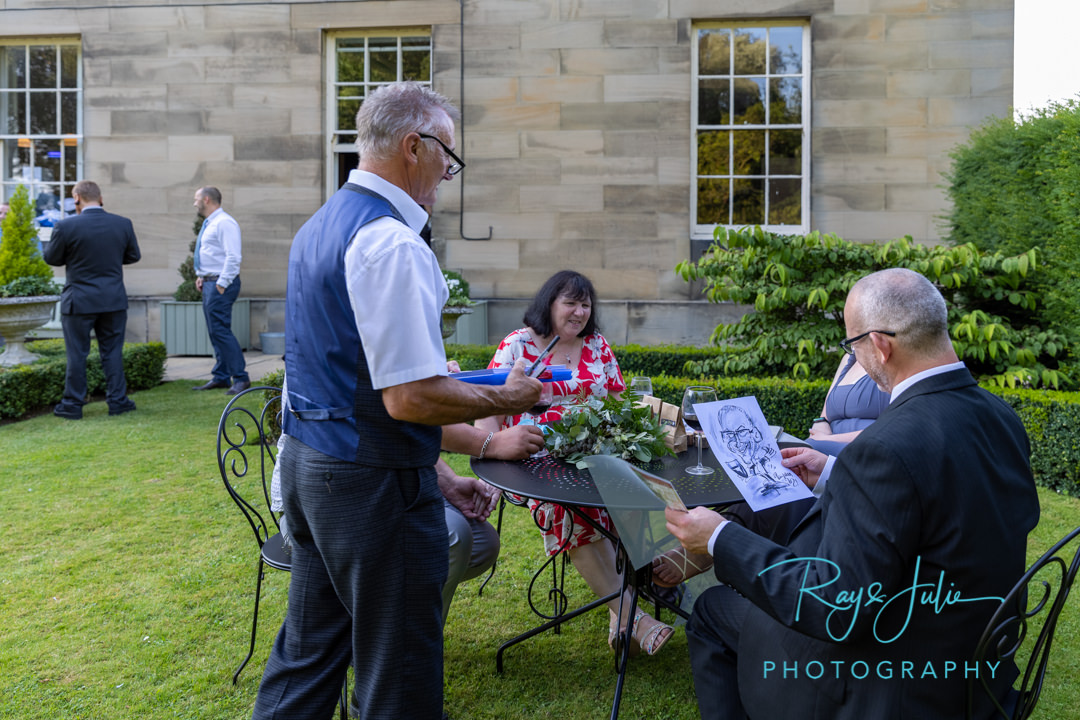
[342,169,449,390]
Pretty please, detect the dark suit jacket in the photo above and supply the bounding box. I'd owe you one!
[712,367,1039,719]
[43,206,140,315]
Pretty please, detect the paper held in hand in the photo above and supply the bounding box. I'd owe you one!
[582,454,687,512]
[693,395,814,512]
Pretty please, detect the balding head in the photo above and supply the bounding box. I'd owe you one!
[847,268,953,358]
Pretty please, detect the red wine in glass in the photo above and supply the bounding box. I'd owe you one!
[684,413,703,433]
[529,400,552,414]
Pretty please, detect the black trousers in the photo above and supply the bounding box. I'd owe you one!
[59,309,130,409]
[252,436,447,720]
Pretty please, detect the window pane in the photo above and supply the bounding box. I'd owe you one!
[60,91,77,134]
[769,178,801,225]
[402,36,429,50]
[697,130,729,176]
[769,130,801,175]
[63,139,78,182]
[697,28,730,75]
[402,51,430,82]
[2,46,26,89]
[733,28,766,75]
[29,46,56,88]
[1,90,24,133]
[732,130,764,175]
[769,27,803,74]
[34,138,60,177]
[30,91,57,134]
[369,48,398,83]
[697,178,729,225]
[60,46,78,88]
[337,98,360,134]
[769,78,801,124]
[337,44,365,83]
[732,178,764,225]
[698,78,729,125]
[732,78,765,124]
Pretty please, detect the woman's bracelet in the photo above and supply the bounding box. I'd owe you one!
[811,417,829,425]
[478,431,495,459]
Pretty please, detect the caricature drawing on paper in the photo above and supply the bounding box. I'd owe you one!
[697,397,813,511]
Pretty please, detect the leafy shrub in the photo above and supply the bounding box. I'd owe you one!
[0,275,62,298]
[0,185,54,286]
[945,99,1080,342]
[676,227,1071,389]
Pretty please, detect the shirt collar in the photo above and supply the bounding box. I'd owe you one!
[889,361,967,402]
[346,169,429,235]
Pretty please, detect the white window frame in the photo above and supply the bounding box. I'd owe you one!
[691,20,810,238]
[324,29,432,192]
[0,38,83,231]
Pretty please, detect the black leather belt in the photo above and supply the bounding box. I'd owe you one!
[199,274,219,281]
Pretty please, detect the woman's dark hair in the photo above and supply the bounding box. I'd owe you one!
[523,270,598,338]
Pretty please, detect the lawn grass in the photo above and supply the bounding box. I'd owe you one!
[2,380,1078,719]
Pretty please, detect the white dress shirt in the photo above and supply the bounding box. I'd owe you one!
[342,169,449,390]
[196,207,242,288]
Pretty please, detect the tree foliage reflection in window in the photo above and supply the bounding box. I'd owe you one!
[694,24,807,232]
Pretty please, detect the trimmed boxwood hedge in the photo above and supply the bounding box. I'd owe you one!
[0,339,166,419]
[242,345,1080,499]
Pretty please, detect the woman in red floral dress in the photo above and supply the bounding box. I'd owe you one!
[477,270,673,656]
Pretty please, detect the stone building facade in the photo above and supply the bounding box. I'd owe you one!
[0,0,1013,346]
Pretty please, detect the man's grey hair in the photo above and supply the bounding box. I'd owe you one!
[355,82,461,162]
[851,268,951,355]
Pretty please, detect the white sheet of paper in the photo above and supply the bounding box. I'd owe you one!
[695,396,813,512]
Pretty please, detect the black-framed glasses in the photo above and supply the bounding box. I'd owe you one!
[839,330,896,355]
[417,133,465,176]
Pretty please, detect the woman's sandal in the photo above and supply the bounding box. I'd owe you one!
[631,608,673,656]
[651,547,712,588]
[608,611,641,657]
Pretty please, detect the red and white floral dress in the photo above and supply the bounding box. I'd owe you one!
[488,328,626,555]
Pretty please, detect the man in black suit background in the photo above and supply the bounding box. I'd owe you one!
[666,268,1039,719]
[44,180,141,420]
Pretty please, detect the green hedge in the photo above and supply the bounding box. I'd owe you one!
[0,340,167,419]
[444,343,726,377]
[262,344,1080,498]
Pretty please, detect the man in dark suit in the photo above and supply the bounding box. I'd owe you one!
[43,180,140,420]
[666,268,1039,719]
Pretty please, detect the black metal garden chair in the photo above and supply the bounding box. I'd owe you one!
[217,385,349,718]
[216,385,288,685]
[967,525,1080,719]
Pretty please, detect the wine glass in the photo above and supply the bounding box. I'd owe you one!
[628,376,653,398]
[682,386,717,475]
[522,382,554,457]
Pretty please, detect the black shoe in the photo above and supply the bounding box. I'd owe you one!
[225,380,252,396]
[53,403,82,420]
[192,380,230,391]
[109,400,137,416]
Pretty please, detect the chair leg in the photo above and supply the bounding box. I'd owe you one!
[233,557,266,684]
[340,679,349,719]
[478,495,507,596]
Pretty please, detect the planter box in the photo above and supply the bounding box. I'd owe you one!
[160,299,250,356]
[444,300,488,345]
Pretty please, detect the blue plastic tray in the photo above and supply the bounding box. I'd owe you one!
[451,366,572,385]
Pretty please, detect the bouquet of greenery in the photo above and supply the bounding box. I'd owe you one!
[545,394,675,468]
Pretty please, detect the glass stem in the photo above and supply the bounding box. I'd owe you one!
[696,432,704,468]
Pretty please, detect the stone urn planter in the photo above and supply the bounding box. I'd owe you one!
[440,305,474,340]
[0,295,61,367]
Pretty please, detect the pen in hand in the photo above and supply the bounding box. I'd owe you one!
[527,335,560,377]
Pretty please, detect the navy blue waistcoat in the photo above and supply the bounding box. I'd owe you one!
[281,183,441,467]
